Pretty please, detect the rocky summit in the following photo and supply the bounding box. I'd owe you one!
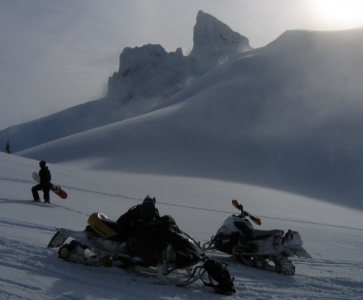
[107,11,250,102]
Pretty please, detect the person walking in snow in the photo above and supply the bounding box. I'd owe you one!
[32,160,51,203]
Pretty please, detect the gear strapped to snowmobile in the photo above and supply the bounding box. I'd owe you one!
[47,197,236,295]
[202,200,311,275]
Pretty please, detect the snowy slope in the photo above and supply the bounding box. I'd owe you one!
[0,11,250,154]
[1,9,362,211]
[16,27,363,212]
[1,153,362,299]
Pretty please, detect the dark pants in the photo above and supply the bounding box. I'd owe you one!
[32,184,50,201]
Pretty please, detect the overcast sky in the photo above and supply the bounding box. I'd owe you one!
[1,0,362,130]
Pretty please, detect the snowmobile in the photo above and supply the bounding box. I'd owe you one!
[48,212,236,295]
[203,200,311,275]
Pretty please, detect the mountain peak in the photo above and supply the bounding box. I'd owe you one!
[190,10,250,59]
[107,11,250,101]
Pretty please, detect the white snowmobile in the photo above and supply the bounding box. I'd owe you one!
[203,200,311,275]
[48,211,236,295]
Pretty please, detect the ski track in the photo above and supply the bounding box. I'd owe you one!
[0,197,88,217]
[2,175,362,231]
[0,218,55,233]
[54,183,363,232]
[0,176,33,185]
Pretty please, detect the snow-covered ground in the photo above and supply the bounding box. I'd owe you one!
[1,152,362,299]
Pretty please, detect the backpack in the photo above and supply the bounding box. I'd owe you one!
[202,259,236,295]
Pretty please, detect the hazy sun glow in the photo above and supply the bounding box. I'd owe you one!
[313,0,363,24]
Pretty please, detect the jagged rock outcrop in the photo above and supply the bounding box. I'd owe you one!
[190,10,251,68]
[107,44,188,100]
[107,10,250,102]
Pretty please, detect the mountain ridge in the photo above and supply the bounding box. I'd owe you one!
[0,10,250,153]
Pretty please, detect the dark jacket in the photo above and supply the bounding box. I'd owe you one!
[116,203,159,236]
[39,166,51,186]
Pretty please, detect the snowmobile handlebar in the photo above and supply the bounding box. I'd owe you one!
[231,199,262,226]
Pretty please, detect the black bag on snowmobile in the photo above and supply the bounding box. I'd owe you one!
[202,259,236,295]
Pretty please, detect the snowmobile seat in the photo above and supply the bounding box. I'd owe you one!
[250,229,283,240]
[87,213,121,239]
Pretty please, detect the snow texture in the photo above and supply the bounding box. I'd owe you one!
[0,152,362,299]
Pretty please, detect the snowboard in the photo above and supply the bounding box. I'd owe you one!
[32,172,68,199]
